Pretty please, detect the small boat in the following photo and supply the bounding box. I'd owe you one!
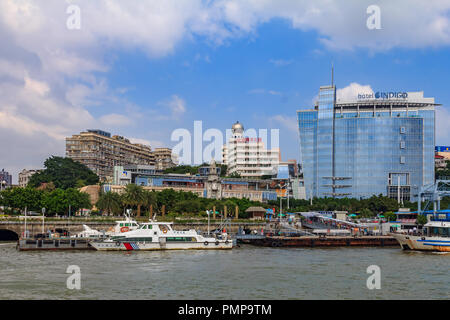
[71,224,105,238]
[391,221,450,252]
[90,220,233,251]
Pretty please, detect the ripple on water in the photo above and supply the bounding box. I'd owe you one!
[0,245,449,299]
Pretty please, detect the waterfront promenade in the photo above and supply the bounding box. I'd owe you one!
[0,218,266,240]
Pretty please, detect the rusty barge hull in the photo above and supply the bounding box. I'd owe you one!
[242,236,399,248]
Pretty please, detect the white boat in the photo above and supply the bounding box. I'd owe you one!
[90,220,233,251]
[105,214,140,235]
[71,214,140,238]
[71,224,104,238]
[391,221,450,252]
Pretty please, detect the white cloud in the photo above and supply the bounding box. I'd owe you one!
[336,82,374,102]
[216,0,450,51]
[166,95,187,118]
[436,107,450,145]
[100,113,132,127]
[270,114,298,133]
[1,0,449,180]
[128,137,151,147]
[24,76,49,96]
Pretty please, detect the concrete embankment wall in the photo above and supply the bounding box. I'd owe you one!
[0,220,266,238]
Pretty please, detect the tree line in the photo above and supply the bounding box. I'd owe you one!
[0,186,91,216]
[96,184,265,218]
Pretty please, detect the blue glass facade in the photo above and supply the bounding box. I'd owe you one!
[298,88,435,201]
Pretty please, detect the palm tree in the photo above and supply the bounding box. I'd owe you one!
[122,184,145,217]
[96,191,121,216]
[142,190,157,218]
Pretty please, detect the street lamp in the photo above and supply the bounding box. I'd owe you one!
[42,208,46,234]
[276,181,288,220]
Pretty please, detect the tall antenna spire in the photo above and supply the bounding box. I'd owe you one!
[331,62,334,86]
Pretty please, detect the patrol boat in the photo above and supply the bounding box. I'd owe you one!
[105,214,140,235]
[90,220,233,251]
[391,221,450,252]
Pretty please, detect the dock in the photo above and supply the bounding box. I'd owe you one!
[238,235,399,247]
[17,238,96,251]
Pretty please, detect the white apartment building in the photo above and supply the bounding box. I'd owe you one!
[222,121,280,178]
[18,169,41,188]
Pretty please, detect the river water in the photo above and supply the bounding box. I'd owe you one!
[0,243,448,300]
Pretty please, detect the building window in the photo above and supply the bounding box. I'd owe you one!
[400,127,406,134]
[400,156,405,164]
[400,141,405,149]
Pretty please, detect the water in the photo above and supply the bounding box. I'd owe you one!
[0,243,448,300]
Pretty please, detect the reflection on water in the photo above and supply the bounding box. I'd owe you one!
[0,243,448,300]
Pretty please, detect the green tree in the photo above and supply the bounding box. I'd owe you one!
[173,199,201,214]
[219,164,228,177]
[142,190,157,217]
[28,156,99,189]
[96,191,122,216]
[122,184,145,217]
[384,211,397,222]
[0,187,43,212]
[41,188,91,216]
[163,165,200,175]
[416,214,428,225]
[360,208,375,218]
[228,172,241,178]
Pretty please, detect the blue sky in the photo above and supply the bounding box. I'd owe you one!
[1,0,450,181]
[90,17,450,162]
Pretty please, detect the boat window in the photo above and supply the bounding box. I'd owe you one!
[125,237,152,241]
[166,237,195,242]
[438,227,449,237]
[120,223,124,227]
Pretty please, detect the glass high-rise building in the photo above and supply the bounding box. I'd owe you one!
[298,85,437,201]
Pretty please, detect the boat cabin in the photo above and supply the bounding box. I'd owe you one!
[422,221,450,237]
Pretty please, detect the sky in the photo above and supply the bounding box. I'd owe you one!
[1,0,450,183]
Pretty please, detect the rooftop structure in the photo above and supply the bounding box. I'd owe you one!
[222,121,281,178]
[66,130,155,182]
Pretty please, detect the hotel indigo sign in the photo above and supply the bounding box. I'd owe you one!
[358,92,408,100]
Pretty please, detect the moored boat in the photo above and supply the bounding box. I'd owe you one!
[391,221,450,252]
[71,214,140,238]
[90,220,233,251]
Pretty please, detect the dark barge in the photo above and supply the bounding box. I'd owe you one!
[17,238,96,251]
[239,235,399,247]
